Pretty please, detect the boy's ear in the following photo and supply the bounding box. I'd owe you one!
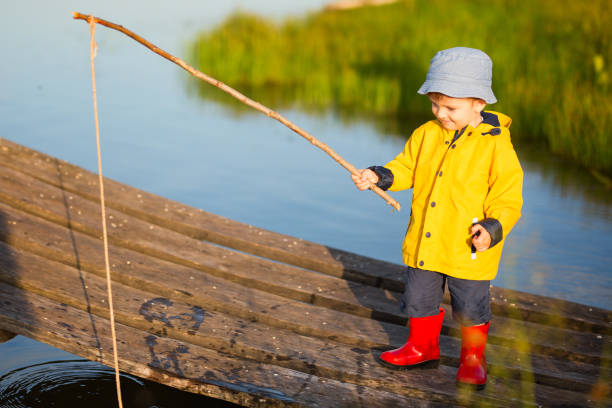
[472,98,486,112]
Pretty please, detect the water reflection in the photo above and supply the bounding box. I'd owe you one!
[185,64,612,218]
[519,144,612,218]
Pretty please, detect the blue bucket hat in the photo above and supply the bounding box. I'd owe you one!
[417,47,497,104]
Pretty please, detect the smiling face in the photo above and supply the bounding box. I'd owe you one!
[428,93,486,131]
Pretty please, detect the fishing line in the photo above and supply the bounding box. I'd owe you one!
[88,16,124,408]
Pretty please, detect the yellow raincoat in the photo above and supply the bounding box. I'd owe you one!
[384,111,523,280]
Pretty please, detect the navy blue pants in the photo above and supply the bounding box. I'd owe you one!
[400,266,492,326]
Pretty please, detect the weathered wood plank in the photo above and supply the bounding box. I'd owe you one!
[0,282,454,408]
[0,244,601,407]
[0,243,498,405]
[0,138,400,286]
[2,138,610,336]
[0,200,397,350]
[0,201,606,395]
[0,166,608,369]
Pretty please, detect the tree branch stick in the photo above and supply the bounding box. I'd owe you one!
[72,12,400,211]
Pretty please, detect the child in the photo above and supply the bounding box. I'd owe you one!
[352,47,523,389]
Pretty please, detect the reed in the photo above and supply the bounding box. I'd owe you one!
[190,0,611,174]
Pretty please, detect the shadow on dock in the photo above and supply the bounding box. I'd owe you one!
[55,160,103,361]
[0,209,24,344]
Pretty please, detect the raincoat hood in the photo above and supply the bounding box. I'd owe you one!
[481,110,512,128]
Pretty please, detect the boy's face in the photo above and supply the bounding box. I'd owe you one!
[428,93,486,130]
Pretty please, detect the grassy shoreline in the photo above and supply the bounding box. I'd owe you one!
[190,0,611,175]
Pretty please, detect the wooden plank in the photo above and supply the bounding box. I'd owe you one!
[0,282,455,408]
[0,201,606,395]
[0,200,397,350]
[2,138,610,336]
[0,167,608,370]
[0,244,601,407]
[0,242,495,405]
[0,138,401,286]
[487,286,611,336]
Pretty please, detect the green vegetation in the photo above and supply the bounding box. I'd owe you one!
[190,0,611,174]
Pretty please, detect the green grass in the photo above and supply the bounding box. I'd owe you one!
[190,0,611,174]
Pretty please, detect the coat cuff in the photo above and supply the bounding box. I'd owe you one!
[478,218,503,248]
[367,166,394,191]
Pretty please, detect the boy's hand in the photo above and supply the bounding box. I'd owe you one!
[351,169,379,191]
[471,224,491,252]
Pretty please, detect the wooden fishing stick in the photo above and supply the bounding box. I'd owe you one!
[73,12,401,211]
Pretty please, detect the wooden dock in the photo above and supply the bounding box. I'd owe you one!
[0,137,610,407]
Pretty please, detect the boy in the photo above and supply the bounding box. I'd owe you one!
[352,47,523,389]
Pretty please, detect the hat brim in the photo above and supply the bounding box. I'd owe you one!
[417,79,497,104]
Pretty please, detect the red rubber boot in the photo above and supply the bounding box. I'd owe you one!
[378,308,445,369]
[456,322,490,390]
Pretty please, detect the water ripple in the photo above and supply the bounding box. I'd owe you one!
[0,359,231,408]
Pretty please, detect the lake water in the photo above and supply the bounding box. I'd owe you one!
[1,0,611,406]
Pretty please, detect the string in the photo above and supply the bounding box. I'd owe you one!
[88,16,124,408]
